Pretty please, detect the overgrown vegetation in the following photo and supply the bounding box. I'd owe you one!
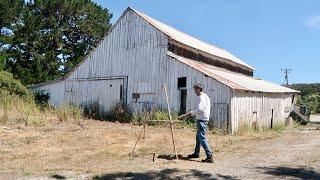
[107,103,133,123]
[82,101,133,123]
[236,123,286,136]
[0,73,188,127]
[0,71,84,126]
[289,83,320,114]
[131,109,197,128]
[0,71,32,100]
[83,101,103,120]
[132,110,178,123]
[81,101,189,125]
[56,105,83,124]
[34,91,50,108]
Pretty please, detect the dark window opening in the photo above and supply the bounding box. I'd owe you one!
[178,77,187,89]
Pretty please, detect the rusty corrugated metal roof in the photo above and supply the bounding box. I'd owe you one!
[131,8,255,70]
[167,52,298,93]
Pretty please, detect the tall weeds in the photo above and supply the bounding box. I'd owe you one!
[0,91,84,126]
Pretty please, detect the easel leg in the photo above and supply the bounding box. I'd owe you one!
[143,122,146,139]
[163,83,179,160]
[170,123,178,160]
[130,123,145,156]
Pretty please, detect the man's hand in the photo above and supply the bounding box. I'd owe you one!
[178,112,192,120]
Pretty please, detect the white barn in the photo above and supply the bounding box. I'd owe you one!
[32,7,298,134]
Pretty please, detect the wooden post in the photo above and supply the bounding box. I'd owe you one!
[152,153,156,162]
[163,83,178,160]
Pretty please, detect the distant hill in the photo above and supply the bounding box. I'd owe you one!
[288,83,320,96]
[288,83,320,114]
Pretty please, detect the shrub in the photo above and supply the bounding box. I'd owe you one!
[82,101,104,120]
[82,101,133,123]
[34,91,50,108]
[0,71,32,100]
[107,103,133,123]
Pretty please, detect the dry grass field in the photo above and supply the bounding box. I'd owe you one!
[1,118,320,179]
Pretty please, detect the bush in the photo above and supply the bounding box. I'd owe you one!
[303,94,320,114]
[107,103,133,123]
[0,71,38,125]
[34,91,50,108]
[0,71,32,100]
[82,101,133,123]
[83,101,105,120]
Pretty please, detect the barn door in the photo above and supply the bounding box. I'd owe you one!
[99,79,124,110]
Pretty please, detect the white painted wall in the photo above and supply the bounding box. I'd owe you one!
[231,91,293,134]
[33,80,65,107]
[65,78,124,110]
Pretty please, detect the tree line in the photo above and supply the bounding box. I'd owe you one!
[0,0,112,85]
[289,83,320,114]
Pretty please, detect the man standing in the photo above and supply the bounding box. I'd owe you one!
[178,84,213,163]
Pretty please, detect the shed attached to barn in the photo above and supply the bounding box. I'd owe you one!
[32,7,298,134]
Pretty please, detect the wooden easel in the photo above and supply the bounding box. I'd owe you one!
[129,83,179,160]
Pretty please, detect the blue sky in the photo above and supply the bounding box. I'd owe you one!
[94,0,320,84]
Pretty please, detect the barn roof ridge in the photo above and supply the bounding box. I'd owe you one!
[129,7,255,71]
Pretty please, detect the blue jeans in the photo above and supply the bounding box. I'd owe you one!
[195,120,212,157]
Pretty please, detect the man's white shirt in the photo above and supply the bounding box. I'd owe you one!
[191,92,211,121]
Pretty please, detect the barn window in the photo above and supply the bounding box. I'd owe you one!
[177,77,187,89]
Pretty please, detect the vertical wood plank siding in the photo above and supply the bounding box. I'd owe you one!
[65,10,232,127]
[231,91,293,134]
[32,10,295,134]
[33,81,66,107]
[66,10,169,111]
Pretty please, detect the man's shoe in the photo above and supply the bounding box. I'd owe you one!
[187,153,199,158]
[201,156,213,163]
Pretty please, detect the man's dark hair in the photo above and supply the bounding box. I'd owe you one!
[193,84,203,92]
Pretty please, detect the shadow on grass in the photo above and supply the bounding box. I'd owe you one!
[93,168,238,180]
[257,166,320,179]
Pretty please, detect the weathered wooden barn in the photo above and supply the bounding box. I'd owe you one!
[32,7,298,134]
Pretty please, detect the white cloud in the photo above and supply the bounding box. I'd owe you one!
[305,16,320,31]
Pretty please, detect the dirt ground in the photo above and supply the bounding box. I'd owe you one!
[0,120,319,180]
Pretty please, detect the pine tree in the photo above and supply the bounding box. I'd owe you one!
[0,0,112,84]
